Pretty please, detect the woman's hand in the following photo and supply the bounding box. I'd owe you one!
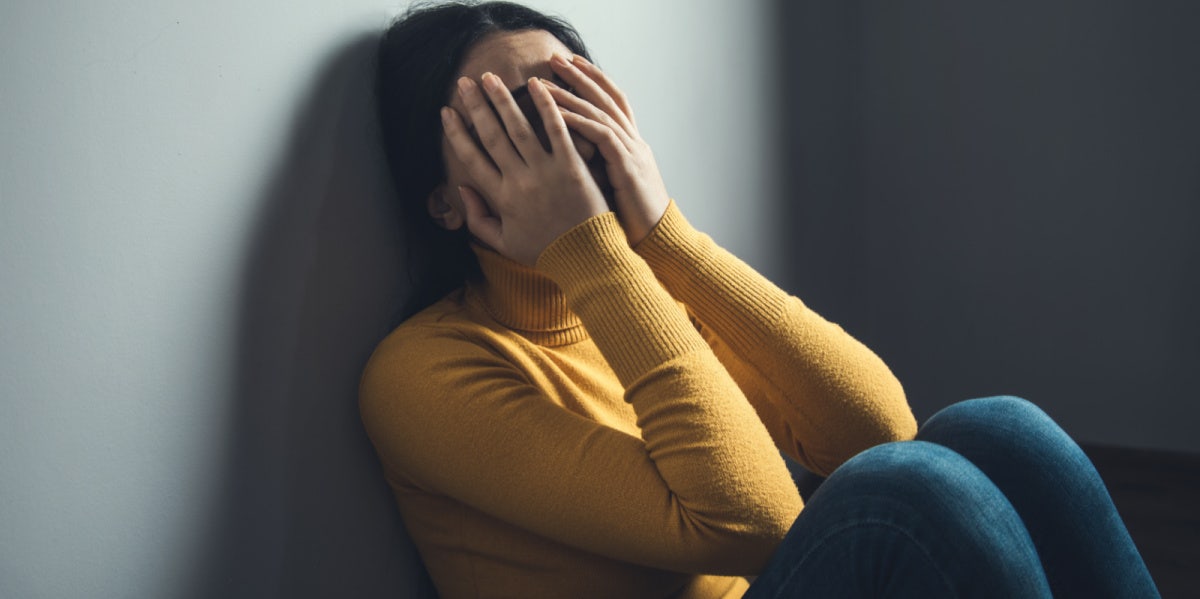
[443,73,609,266]
[545,54,671,247]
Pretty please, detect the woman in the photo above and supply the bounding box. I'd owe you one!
[359,2,1160,597]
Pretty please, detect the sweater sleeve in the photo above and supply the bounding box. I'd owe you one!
[359,212,802,577]
[634,201,918,476]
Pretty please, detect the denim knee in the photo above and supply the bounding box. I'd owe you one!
[925,395,1044,428]
[906,398,1159,598]
[790,441,1052,597]
[918,395,1067,447]
[819,441,1016,518]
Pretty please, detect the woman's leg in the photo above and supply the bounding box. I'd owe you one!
[744,441,1053,598]
[917,396,1160,598]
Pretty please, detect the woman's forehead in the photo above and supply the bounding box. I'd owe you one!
[456,29,570,87]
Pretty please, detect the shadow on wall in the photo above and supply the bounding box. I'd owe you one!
[189,32,437,598]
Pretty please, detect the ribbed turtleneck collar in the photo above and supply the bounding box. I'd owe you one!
[467,244,588,346]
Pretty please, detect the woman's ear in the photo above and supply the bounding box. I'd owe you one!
[426,186,465,231]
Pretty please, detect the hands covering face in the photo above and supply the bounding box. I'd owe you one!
[442,54,671,266]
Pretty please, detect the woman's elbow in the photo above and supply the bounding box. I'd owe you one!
[678,497,800,576]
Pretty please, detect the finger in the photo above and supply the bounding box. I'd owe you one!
[550,54,635,134]
[457,76,523,172]
[528,77,577,156]
[442,105,501,191]
[480,72,545,162]
[541,81,634,151]
[570,54,638,129]
[559,108,629,169]
[458,185,503,249]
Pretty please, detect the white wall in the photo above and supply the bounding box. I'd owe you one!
[0,1,779,597]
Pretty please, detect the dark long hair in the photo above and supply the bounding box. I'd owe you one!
[376,1,592,320]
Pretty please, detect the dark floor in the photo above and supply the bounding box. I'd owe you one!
[1083,444,1200,599]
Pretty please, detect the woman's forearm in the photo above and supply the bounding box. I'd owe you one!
[537,211,803,571]
[635,202,918,475]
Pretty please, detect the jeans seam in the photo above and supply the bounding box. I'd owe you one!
[765,518,958,599]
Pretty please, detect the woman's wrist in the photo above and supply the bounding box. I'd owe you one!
[631,199,708,272]
[624,195,671,248]
[536,211,627,279]
[537,210,706,386]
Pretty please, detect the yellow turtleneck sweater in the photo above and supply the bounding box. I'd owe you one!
[359,201,917,598]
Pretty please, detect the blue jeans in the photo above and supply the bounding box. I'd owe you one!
[744,396,1160,598]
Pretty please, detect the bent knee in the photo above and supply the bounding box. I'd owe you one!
[925,395,1051,431]
[831,441,983,495]
[820,441,1017,522]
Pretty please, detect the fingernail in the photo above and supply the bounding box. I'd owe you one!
[440,106,450,122]
[571,54,588,65]
[552,53,570,66]
[482,72,500,92]
[457,76,473,94]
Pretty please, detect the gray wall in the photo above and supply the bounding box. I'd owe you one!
[779,1,1199,452]
[0,0,779,596]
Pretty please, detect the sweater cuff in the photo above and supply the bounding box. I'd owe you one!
[632,199,703,264]
[537,212,707,387]
[633,201,785,352]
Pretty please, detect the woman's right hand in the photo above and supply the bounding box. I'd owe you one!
[443,73,609,267]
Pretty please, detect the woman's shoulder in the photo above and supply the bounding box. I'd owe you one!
[357,291,530,463]
[369,292,482,366]
[375,287,519,356]
[359,290,515,409]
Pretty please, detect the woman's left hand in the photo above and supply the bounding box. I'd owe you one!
[546,53,670,247]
